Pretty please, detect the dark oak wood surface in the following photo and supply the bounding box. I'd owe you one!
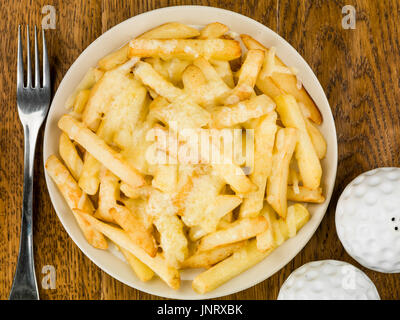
[0,0,399,299]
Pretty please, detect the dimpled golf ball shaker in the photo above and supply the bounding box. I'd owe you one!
[277,260,380,300]
[336,168,400,273]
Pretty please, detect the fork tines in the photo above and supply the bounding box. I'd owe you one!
[17,25,50,89]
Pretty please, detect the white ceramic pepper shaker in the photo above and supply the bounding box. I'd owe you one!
[336,168,400,273]
[277,260,380,300]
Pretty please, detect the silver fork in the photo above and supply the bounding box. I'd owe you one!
[9,25,51,300]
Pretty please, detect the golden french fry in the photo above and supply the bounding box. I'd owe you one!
[73,89,91,114]
[286,205,297,238]
[192,239,272,294]
[256,204,276,251]
[134,61,183,101]
[58,115,145,189]
[98,23,200,71]
[82,58,139,131]
[183,58,231,108]
[146,189,188,267]
[97,169,119,222]
[138,22,200,40]
[45,155,108,249]
[198,216,268,252]
[288,166,300,194]
[59,133,83,181]
[193,57,231,95]
[153,214,188,268]
[275,95,322,189]
[78,152,102,195]
[123,197,154,230]
[181,241,246,269]
[240,112,277,218]
[119,246,154,282]
[212,94,275,129]
[266,127,297,218]
[287,186,325,203]
[198,22,229,39]
[98,45,130,71]
[65,67,104,109]
[292,203,311,231]
[210,60,235,88]
[305,117,327,159]
[182,65,207,92]
[163,58,191,85]
[129,39,241,61]
[240,34,322,125]
[149,96,211,129]
[152,165,178,194]
[76,210,180,289]
[110,205,157,257]
[224,49,264,105]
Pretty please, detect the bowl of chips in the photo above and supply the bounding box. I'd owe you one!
[43,6,337,299]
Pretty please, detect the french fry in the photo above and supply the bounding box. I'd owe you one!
[181,241,246,269]
[287,186,325,203]
[275,95,322,189]
[45,155,108,249]
[119,246,154,282]
[182,65,207,91]
[134,61,183,101]
[65,67,104,109]
[193,239,272,294]
[149,96,211,129]
[98,23,200,71]
[240,34,322,125]
[82,58,139,131]
[286,204,297,238]
[305,117,327,159]
[73,89,91,114]
[152,164,178,194]
[210,60,235,88]
[110,205,157,257]
[193,57,231,96]
[146,189,188,267]
[98,45,130,71]
[212,94,275,129]
[183,59,231,108]
[224,49,264,105]
[240,112,277,218]
[97,169,119,222]
[76,210,180,289]
[153,214,188,268]
[78,152,102,195]
[266,127,297,218]
[256,204,276,251]
[193,204,311,294]
[59,133,83,181]
[163,58,191,85]
[129,39,241,61]
[288,166,300,194]
[198,216,268,252]
[138,22,200,40]
[58,115,145,189]
[123,198,154,230]
[198,22,229,39]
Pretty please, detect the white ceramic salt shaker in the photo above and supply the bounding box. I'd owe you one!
[336,168,400,273]
[277,260,380,300]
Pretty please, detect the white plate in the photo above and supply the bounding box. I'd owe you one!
[43,5,338,299]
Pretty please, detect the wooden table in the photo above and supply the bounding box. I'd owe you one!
[1,0,399,300]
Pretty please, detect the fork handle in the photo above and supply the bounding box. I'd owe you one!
[9,125,40,300]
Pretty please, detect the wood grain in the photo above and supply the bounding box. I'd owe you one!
[0,0,399,300]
